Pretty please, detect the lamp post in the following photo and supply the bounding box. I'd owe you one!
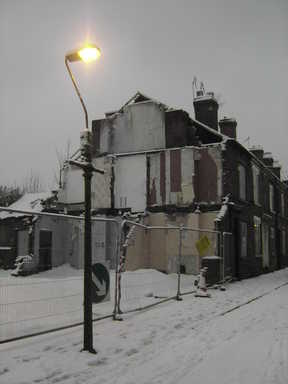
[65,44,103,354]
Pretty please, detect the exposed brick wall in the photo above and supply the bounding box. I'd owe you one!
[222,140,288,277]
[195,148,218,202]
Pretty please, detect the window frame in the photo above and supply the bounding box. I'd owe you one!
[282,229,286,256]
[252,164,260,205]
[253,216,262,257]
[269,184,275,212]
[238,164,246,201]
[281,192,285,217]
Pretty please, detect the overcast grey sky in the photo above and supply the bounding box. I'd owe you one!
[0,0,287,189]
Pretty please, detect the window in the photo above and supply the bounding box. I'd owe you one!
[238,164,246,200]
[252,165,260,205]
[281,193,285,216]
[269,184,274,212]
[282,229,286,255]
[254,216,262,256]
[240,222,247,258]
[270,227,276,258]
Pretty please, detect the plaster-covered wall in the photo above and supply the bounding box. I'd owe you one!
[125,224,149,271]
[58,157,111,210]
[99,101,166,154]
[69,220,107,268]
[34,215,68,267]
[17,230,29,255]
[58,166,83,205]
[33,216,108,269]
[91,157,111,210]
[58,145,222,213]
[148,148,196,207]
[114,154,146,212]
[125,211,219,275]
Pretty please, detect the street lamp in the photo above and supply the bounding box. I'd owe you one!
[65,43,103,354]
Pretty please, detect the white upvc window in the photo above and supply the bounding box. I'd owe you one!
[238,164,246,201]
[252,164,260,205]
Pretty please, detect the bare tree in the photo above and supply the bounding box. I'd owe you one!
[22,171,44,193]
[53,140,71,188]
[0,185,22,206]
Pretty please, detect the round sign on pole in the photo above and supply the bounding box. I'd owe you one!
[91,263,110,304]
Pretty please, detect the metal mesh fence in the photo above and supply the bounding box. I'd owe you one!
[113,222,221,316]
[0,214,121,342]
[0,210,223,342]
[0,274,83,341]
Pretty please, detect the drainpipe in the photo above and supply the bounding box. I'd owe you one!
[194,205,201,272]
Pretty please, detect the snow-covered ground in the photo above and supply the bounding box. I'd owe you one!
[1,268,288,384]
[0,265,194,341]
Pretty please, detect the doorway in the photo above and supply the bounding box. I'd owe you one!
[39,230,52,271]
[233,218,240,279]
[262,223,269,268]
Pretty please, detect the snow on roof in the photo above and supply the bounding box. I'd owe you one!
[118,91,170,113]
[193,118,227,140]
[0,192,53,219]
[194,94,218,103]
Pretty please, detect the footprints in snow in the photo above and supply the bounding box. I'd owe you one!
[0,367,9,376]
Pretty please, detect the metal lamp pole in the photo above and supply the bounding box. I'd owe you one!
[65,44,103,354]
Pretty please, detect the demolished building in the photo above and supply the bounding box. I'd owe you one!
[58,90,288,279]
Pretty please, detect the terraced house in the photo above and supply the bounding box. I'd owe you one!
[58,89,288,279]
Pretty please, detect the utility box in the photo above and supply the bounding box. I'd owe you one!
[201,256,221,285]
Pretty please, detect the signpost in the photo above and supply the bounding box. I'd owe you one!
[91,263,110,304]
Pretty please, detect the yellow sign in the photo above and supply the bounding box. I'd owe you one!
[196,235,211,256]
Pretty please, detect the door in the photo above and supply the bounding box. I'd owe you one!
[262,223,269,268]
[17,230,29,255]
[39,230,52,271]
[233,218,240,279]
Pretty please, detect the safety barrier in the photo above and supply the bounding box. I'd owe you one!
[0,208,226,342]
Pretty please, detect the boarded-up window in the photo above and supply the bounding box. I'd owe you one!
[170,150,181,192]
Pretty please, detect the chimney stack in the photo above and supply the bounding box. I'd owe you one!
[250,146,264,161]
[193,91,219,131]
[219,117,237,139]
[263,152,274,167]
[269,160,281,179]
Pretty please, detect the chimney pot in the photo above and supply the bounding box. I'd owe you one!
[250,146,264,160]
[193,91,219,131]
[219,117,237,139]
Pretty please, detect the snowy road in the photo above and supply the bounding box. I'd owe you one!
[1,269,288,384]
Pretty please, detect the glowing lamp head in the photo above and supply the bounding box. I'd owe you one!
[78,45,101,63]
[65,44,101,63]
